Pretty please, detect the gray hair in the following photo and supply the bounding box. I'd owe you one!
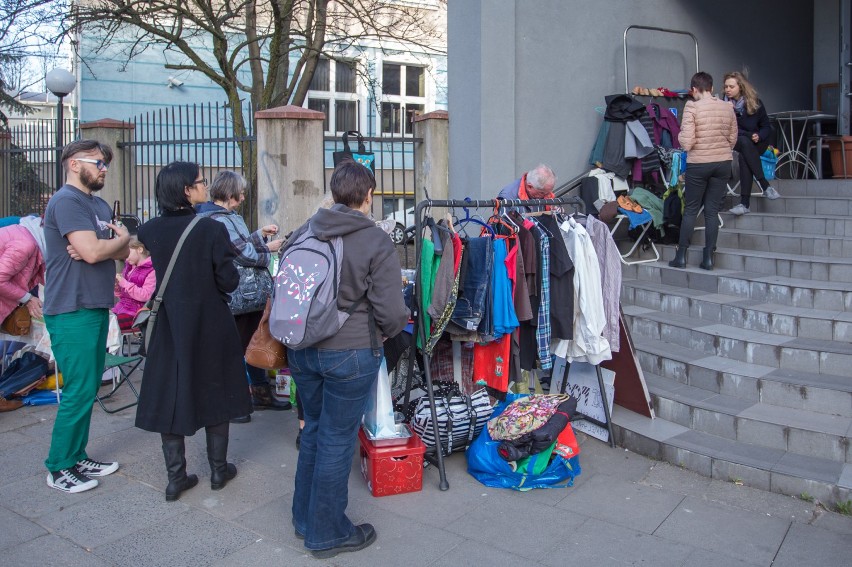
[209,170,246,202]
[526,164,556,191]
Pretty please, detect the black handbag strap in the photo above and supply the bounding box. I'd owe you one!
[341,130,367,154]
[144,216,201,351]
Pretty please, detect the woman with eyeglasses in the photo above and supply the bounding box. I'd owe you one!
[196,170,288,421]
[135,161,252,501]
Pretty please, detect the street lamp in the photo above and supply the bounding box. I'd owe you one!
[45,68,76,189]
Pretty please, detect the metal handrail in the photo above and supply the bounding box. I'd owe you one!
[623,25,699,93]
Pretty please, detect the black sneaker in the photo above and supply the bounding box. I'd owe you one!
[76,458,119,477]
[47,467,98,493]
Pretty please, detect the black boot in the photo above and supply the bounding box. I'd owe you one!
[206,427,237,490]
[700,247,714,271]
[250,382,292,411]
[161,435,198,502]
[668,245,688,268]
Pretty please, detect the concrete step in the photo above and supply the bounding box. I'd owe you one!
[624,306,852,377]
[769,178,852,197]
[611,406,852,505]
[691,227,852,258]
[632,335,852,417]
[745,195,852,216]
[720,211,852,237]
[621,278,852,342]
[659,245,852,283]
[621,261,852,311]
[645,372,852,463]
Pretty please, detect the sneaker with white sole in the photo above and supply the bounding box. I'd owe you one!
[763,186,780,200]
[47,467,98,493]
[76,458,119,477]
[729,204,750,216]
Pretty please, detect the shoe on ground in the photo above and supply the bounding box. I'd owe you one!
[230,414,251,424]
[311,523,377,559]
[763,186,780,200]
[75,458,119,477]
[729,204,750,216]
[47,467,98,493]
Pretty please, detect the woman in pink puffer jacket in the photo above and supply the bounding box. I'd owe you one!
[670,72,737,271]
[0,216,46,324]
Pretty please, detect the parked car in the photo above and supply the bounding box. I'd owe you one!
[384,206,415,244]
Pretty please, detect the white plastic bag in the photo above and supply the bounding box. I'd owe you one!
[362,358,396,438]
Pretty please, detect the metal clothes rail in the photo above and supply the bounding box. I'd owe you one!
[405,195,614,491]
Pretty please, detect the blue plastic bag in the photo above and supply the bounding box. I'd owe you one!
[466,393,581,491]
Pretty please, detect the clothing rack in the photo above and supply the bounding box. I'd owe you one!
[405,195,615,491]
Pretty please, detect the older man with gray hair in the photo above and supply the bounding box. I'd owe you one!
[497,163,557,210]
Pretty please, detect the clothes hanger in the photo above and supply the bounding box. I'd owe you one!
[456,199,495,237]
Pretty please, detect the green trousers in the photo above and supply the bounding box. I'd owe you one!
[44,309,109,472]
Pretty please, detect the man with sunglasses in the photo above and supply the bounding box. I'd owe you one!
[43,139,131,493]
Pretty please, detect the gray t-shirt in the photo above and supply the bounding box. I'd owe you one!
[43,185,116,315]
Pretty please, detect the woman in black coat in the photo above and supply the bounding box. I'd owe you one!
[135,161,252,502]
[723,71,780,215]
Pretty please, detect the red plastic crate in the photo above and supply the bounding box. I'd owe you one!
[358,427,426,497]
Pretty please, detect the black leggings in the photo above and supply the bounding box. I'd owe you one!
[735,135,770,207]
[161,421,229,443]
[680,161,732,250]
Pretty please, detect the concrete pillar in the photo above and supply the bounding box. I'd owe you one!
[255,105,325,234]
[79,119,134,212]
[414,110,449,202]
[0,132,10,216]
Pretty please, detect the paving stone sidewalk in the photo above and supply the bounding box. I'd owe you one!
[1,375,851,567]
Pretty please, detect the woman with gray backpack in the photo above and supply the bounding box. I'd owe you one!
[273,160,408,559]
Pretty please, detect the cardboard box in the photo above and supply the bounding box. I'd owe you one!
[358,427,425,497]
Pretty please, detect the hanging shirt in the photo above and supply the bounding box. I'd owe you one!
[552,217,611,365]
[531,220,553,370]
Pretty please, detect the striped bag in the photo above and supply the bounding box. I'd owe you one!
[410,382,493,455]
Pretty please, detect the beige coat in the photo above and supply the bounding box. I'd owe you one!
[679,96,737,163]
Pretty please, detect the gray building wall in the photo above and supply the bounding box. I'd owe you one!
[449,0,831,200]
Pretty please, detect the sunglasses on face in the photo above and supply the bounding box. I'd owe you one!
[74,158,110,171]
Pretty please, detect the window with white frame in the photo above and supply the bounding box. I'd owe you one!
[307,58,360,133]
[381,62,425,135]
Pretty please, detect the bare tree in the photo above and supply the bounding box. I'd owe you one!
[67,0,446,222]
[1,0,66,125]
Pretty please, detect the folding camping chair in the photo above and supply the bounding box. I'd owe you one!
[94,352,143,414]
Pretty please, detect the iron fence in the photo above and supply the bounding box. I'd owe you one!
[322,131,420,269]
[116,102,256,227]
[0,118,78,216]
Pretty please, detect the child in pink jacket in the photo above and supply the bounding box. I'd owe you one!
[113,238,155,330]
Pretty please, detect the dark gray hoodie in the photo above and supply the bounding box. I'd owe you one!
[282,203,409,350]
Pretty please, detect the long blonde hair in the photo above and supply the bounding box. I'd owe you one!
[724,71,761,115]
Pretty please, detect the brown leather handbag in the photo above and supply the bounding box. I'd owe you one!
[1,305,31,336]
[245,298,287,370]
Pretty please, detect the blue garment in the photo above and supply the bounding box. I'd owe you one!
[491,238,519,339]
[451,237,493,332]
[617,208,654,229]
[532,221,553,370]
[289,346,382,551]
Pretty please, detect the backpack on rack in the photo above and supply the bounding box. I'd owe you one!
[269,225,360,349]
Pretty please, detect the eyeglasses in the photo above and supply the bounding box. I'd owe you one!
[192,178,208,186]
[74,158,110,171]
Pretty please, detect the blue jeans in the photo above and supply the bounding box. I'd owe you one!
[451,236,493,332]
[288,346,382,550]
